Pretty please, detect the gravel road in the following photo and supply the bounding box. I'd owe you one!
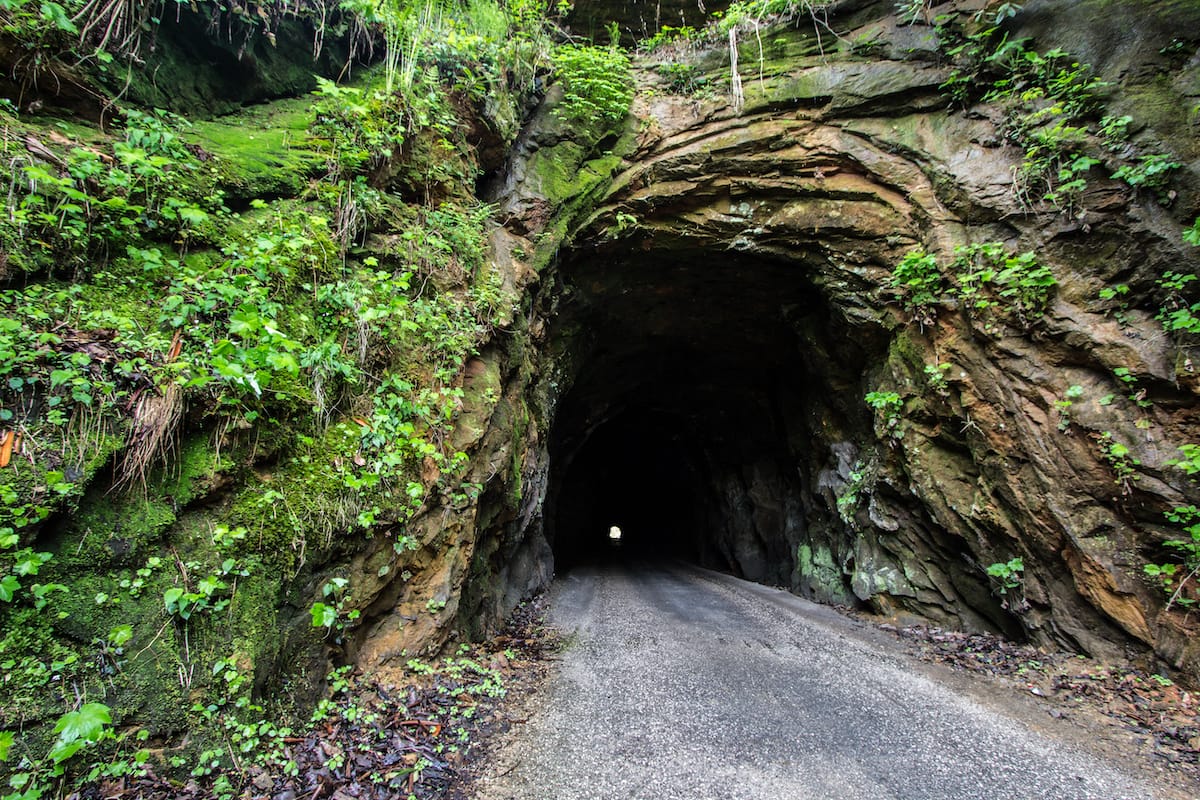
[467,561,1187,800]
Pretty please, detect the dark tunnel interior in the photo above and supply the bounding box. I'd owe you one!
[455,230,1042,642]
[540,245,886,588]
[549,404,706,568]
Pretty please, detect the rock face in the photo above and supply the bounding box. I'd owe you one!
[450,0,1200,679]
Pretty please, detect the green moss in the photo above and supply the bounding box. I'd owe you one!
[0,606,89,725]
[452,357,501,449]
[228,423,371,572]
[0,431,238,765]
[188,98,326,200]
[526,147,627,275]
[886,329,928,387]
[60,569,189,724]
[37,505,289,747]
[1115,74,1200,162]
[55,492,174,571]
[73,267,162,334]
[0,550,191,747]
[796,542,856,604]
[166,434,232,508]
[523,142,588,205]
[506,402,528,505]
[50,436,217,567]
[206,567,283,685]
[524,128,625,204]
[104,13,342,118]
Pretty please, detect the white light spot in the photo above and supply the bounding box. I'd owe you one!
[608,526,622,541]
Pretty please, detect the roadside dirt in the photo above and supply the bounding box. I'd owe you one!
[868,620,1200,789]
[76,597,559,800]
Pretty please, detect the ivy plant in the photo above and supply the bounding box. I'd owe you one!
[1145,506,1200,610]
[865,390,904,440]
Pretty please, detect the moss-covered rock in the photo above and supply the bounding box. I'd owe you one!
[188,99,326,200]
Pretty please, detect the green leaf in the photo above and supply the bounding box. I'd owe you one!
[197,576,225,596]
[108,624,133,647]
[12,552,50,576]
[163,586,184,614]
[0,730,12,761]
[1184,218,1200,247]
[40,2,79,35]
[310,602,337,628]
[176,206,210,226]
[0,575,19,602]
[228,308,261,337]
[266,350,299,375]
[49,737,85,764]
[51,703,112,763]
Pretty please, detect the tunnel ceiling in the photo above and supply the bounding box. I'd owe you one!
[550,250,829,444]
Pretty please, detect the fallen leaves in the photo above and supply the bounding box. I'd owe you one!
[879,622,1200,779]
[0,430,15,468]
[63,595,558,800]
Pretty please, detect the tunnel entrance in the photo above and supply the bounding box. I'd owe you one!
[460,66,1167,655]
[542,244,886,594]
